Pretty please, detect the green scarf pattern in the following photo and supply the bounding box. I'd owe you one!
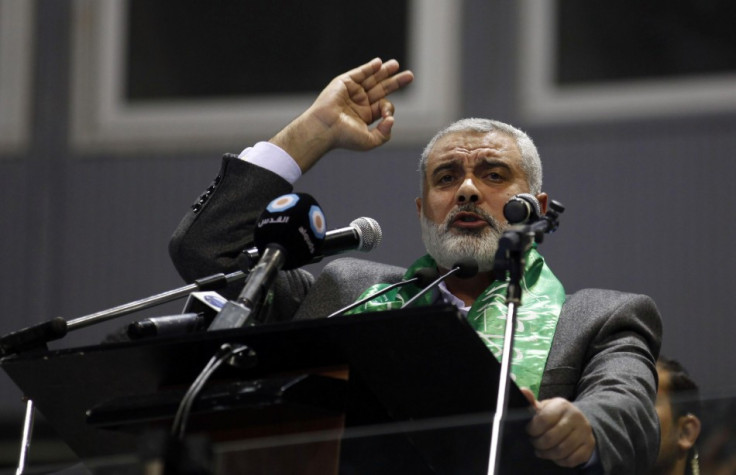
[347,249,565,397]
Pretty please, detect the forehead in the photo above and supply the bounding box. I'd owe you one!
[426,130,521,167]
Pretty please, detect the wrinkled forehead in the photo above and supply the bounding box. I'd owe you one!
[426,130,521,166]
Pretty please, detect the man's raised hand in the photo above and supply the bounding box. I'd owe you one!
[270,57,414,172]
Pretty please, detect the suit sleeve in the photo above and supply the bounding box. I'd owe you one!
[169,154,294,283]
[570,291,662,474]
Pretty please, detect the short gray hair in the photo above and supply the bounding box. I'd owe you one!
[418,118,542,195]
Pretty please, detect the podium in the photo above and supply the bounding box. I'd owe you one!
[1,305,569,474]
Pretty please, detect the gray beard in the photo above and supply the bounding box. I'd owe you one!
[420,206,505,273]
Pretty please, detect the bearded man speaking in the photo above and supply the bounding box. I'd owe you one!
[170,58,661,474]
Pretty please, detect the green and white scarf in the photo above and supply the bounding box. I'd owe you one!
[347,249,565,397]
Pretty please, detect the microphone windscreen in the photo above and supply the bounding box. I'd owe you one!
[453,258,479,279]
[254,193,326,270]
[504,193,541,224]
[413,267,440,288]
[350,217,383,252]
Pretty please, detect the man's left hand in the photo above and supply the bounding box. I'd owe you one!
[521,388,596,468]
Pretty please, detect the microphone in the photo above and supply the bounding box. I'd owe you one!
[209,193,326,331]
[0,317,68,356]
[127,291,229,339]
[128,313,205,339]
[401,258,479,309]
[243,217,382,265]
[503,193,541,224]
[326,267,439,318]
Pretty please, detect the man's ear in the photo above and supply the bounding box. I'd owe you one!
[536,192,548,215]
[416,197,422,216]
[677,414,702,451]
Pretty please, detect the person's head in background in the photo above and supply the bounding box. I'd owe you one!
[651,355,702,475]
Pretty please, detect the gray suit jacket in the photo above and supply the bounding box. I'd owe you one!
[170,155,662,474]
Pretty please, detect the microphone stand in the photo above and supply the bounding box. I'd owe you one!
[487,201,564,475]
[0,271,248,357]
[68,272,248,332]
[1,271,248,474]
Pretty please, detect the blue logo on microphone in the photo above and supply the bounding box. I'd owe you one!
[266,194,299,212]
[309,205,326,239]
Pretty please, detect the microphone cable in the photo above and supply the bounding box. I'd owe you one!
[326,267,439,318]
[401,258,478,309]
[171,343,254,440]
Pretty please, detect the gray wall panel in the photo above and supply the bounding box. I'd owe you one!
[0,0,734,441]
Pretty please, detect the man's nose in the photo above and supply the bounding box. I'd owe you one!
[456,178,481,204]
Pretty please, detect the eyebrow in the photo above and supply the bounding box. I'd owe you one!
[430,162,460,178]
[476,159,512,173]
[430,158,512,177]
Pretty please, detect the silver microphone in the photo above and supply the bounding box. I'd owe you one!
[244,217,382,265]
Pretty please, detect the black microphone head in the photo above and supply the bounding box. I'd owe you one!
[350,217,382,252]
[412,267,440,288]
[452,258,479,279]
[504,193,541,224]
[254,193,326,270]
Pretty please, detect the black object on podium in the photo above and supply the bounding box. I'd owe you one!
[1,305,570,474]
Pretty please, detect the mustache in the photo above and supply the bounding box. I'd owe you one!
[444,204,502,232]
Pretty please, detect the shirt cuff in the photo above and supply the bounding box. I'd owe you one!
[238,141,302,185]
[582,447,601,473]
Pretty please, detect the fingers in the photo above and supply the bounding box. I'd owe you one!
[534,436,593,468]
[372,114,395,144]
[370,98,395,124]
[357,58,399,91]
[344,57,384,85]
[526,398,595,468]
[346,57,414,104]
[307,58,412,153]
[526,398,561,438]
[520,388,540,409]
[530,419,585,461]
[356,103,395,148]
[366,68,414,104]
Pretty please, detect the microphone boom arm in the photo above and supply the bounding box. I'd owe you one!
[0,271,248,356]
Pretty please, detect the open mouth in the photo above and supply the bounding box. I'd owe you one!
[451,211,488,230]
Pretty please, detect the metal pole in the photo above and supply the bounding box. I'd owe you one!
[487,302,518,475]
[67,271,245,331]
[15,399,35,475]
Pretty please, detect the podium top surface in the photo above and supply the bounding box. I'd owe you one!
[1,305,531,462]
